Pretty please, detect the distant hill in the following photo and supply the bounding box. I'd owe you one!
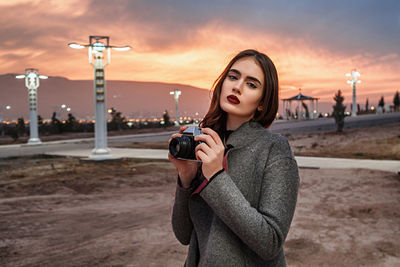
[0,73,335,121]
[0,74,213,120]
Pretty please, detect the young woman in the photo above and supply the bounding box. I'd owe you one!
[169,49,299,266]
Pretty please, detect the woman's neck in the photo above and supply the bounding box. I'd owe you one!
[226,115,250,131]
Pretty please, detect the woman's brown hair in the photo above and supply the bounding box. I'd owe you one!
[201,49,279,136]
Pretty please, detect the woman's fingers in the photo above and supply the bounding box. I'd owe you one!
[179,126,188,134]
[195,133,217,148]
[169,133,183,145]
[195,149,207,162]
[197,127,223,146]
[195,142,213,157]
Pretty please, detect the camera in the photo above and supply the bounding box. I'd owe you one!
[169,126,203,161]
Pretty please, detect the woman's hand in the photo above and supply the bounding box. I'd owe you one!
[168,126,199,188]
[194,128,225,180]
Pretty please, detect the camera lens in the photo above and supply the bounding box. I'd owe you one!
[169,136,194,159]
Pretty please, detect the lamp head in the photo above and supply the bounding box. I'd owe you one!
[92,42,106,52]
[68,43,85,49]
[112,46,131,51]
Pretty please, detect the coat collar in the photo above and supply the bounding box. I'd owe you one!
[225,121,266,149]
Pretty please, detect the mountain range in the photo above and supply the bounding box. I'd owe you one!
[0,74,213,121]
[0,73,334,121]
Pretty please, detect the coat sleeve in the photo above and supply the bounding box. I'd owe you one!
[171,180,195,245]
[199,140,299,260]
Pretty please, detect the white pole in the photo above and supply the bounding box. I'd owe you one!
[21,69,46,145]
[90,52,111,159]
[347,70,360,117]
[310,100,315,119]
[352,82,357,117]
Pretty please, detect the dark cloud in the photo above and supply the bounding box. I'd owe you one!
[83,0,400,55]
[1,0,399,55]
[0,0,399,72]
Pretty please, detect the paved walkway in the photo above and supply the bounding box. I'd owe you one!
[45,148,400,174]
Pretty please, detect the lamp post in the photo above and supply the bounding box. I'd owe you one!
[170,89,181,126]
[60,104,71,121]
[0,105,11,136]
[16,69,48,145]
[68,36,131,160]
[346,70,361,117]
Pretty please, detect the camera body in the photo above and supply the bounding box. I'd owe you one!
[169,126,203,161]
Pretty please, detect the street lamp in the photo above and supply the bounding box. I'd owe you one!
[60,104,72,120]
[170,89,181,126]
[16,68,48,145]
[68,36,131,160]
[0,105,11,136]
[346,69,361,117]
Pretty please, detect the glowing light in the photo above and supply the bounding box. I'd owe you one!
[68,43,85,49]
[112,46,131,51]
[92,42,106,52]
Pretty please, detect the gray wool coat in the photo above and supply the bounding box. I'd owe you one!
[172,121,299,267]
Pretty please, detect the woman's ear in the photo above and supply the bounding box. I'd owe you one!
[257,105,264,112]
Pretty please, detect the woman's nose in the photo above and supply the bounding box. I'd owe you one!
[232,82,242,95]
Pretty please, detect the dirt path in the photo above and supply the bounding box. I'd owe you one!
[1,156,399,266]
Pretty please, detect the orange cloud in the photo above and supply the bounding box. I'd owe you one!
[0,2,398,108]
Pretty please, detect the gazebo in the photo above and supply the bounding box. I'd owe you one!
[282,89,319,120]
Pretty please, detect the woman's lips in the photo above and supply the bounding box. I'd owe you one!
[227,95,240,104]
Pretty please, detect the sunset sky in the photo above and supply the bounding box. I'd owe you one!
[1,0,399,105]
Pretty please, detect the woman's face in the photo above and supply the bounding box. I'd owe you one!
[220,56,265,124]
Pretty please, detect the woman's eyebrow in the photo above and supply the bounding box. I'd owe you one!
[247,76,262,86]
[229,69,241,76]
[229,68,262,86]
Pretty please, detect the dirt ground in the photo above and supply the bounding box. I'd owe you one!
[287,123,400,160]
[0,122,399,266]
[0,156,399,266]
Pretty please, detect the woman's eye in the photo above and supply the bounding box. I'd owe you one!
[247,82,257,89]
[228,75,238,80]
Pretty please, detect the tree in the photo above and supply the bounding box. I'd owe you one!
[38,115,44,134]
[17,117,26,135]
[51,112,63,133]
[365,98,369,112]
[378,96,385,108]
[109,107,125,131]
[301,102,310,119]
[163,110,171,127]
[65,113,77,132]
[393,91,400,111]
[38,115,43,126]
[332,90,346,132]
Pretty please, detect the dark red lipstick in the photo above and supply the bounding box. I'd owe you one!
[227,95,240,104]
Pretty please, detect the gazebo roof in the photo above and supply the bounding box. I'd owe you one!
[282,90,319,101]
